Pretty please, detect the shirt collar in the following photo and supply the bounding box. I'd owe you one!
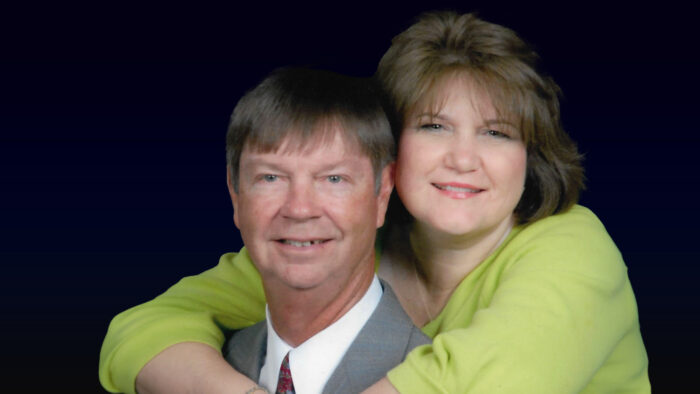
[259,275,383,393]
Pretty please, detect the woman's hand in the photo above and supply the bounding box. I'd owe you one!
[136,342,259,394]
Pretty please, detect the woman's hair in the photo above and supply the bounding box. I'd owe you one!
[376,11,584,224]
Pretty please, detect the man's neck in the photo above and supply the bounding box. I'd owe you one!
[264,266,375,347]
[258,275,383,394]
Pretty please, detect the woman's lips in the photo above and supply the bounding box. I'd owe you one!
[432,182,484,198]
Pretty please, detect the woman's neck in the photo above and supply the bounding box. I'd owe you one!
[410,217,514,301]
[380,216,514,327]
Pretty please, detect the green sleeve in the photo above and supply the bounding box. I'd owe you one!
[387,206,649,393]
[98,248,266,393]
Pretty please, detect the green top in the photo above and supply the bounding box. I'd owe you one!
[99,205,650,393]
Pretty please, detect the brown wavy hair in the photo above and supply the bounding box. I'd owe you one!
[376,11,584,224]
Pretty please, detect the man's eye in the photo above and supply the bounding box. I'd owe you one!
[263,174,278,182]
[327,175,342,183]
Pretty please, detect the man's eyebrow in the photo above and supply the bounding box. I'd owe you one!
[240,157,286,171]
[316,159,361,172]
[243,156,364,171]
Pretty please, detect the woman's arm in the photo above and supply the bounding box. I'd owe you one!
[99,249,266,393]
[136,342,257,394]
[379,207,649,393]
[362,378,399,394]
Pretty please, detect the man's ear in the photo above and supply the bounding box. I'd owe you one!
[226,166,240,229]
[376,162,395,228]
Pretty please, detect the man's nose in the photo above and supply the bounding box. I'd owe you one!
[280,180,321,220]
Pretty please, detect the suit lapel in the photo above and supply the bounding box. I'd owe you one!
[323,281,418,393]
[225,281,430,394]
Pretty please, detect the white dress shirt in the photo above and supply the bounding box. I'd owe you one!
[258,275,383,394]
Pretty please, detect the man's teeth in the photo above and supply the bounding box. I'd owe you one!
[435,184,480,193]
[282,240,324,247]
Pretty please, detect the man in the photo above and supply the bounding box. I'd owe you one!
[101,68,430,394]
[128,68,429,394]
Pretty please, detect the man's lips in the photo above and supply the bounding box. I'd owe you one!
[275,239,332,247]
[432,182,484,193]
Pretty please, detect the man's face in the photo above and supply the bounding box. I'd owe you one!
[229,130,393,293]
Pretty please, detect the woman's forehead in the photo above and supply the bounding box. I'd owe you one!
[408,75,503,120]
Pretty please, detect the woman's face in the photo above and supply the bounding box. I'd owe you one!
[395,78,527,238]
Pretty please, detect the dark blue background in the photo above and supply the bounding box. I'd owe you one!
[2,1,697,391]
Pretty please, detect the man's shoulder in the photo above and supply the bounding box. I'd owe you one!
[323,281,430,393]
[374,280,431,349]
[222,320,267,381]
[224,320,267,351]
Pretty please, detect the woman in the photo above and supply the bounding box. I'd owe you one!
[100,12,649,393]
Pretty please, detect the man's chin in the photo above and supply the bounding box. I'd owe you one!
[281,272,330,291]
[261,266,331,292]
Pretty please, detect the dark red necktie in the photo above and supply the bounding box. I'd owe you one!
[275,352,295,394]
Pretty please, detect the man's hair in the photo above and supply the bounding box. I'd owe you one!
[227,67,395,193]
[376,11,584,224]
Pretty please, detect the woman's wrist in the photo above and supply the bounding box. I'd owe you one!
[244,385,269,394]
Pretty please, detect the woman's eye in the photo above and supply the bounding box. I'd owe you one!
[486,129,510,139]
[419,123,443,131]
[262,174,278,182]
[327,175,342,184]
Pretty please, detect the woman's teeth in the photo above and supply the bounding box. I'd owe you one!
[435,184,480,193]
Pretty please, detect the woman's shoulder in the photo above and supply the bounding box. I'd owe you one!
[526,204,604,228]
[198,247,260,281]
[499,205,626,279]
[218,247,249,264]
[512,204,612,245]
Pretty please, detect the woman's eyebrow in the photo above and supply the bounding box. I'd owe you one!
[412,113,449,120]
[483,118,517,127]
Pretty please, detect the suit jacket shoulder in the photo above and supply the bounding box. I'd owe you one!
[223,280,431,393]
[223,320,267,383]
[323,280,431,393]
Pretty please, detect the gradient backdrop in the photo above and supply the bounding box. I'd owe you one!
[2,1,697,392]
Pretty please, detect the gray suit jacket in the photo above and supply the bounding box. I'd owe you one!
[223,280,431,393]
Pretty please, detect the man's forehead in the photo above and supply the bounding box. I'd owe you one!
[243,128,365,158]
[239,137,375,181]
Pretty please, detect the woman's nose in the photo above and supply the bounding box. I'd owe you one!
[444,133,480,172]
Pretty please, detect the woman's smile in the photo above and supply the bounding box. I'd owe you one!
[395,76,527,237]
[431,182,484,198]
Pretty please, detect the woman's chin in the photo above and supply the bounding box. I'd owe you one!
[415,212,514,242]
